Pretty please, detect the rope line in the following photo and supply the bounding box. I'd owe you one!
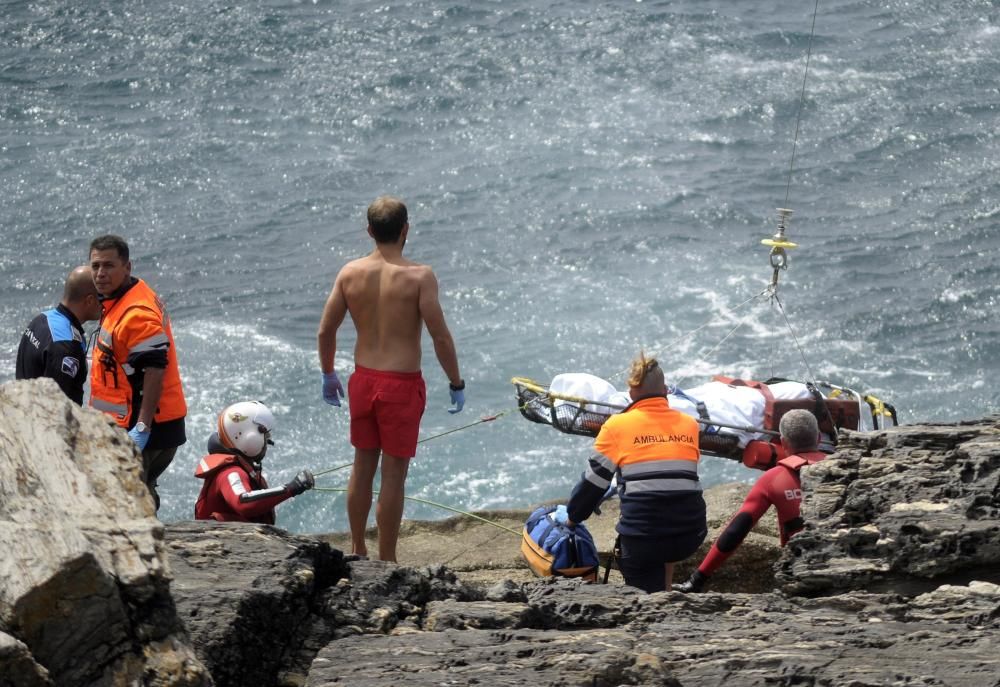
[783,0,822,208]
[312,409,514,478]
[313,487,522,536]
[312,462,353,478]
[772,292,819,383]
[698,314,753,362]
[415,411,508,445]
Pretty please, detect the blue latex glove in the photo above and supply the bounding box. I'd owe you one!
[128,425,150,451]
[448,386,465,414]
[552,504,570,526]
[322,370,345,406]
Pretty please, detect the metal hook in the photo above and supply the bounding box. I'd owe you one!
[761,208,798,293]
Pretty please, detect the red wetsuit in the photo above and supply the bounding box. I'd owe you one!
[698,451,827,575]
[194,454,291,524]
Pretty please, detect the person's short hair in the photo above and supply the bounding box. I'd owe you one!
[89,234,129,262]
[63,267,98,303]
[627,351,662,389]
[367,196,408,243]
[779,409,820,452]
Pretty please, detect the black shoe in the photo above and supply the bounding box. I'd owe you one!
[673,570,709,593]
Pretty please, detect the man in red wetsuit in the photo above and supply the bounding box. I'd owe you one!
[195,401,314,524]
[674,408,826,593]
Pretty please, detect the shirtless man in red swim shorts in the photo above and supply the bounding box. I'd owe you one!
[318,196,465,562]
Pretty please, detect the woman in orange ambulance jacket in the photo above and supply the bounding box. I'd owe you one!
[563,353,707,593]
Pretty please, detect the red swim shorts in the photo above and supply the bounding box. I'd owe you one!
[348,365,426,458]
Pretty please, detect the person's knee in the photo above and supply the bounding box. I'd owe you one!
[351,448,381,478]
[380,454,410,484]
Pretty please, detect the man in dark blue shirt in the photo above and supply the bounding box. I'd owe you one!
[16,266,102,405]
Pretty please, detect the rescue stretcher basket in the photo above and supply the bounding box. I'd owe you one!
[513,377,624,438]
[513,376,744,457]
[511,375,898,469]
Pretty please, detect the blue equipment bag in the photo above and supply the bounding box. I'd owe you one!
[520,505,599,581]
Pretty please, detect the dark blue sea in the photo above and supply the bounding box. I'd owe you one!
[3,0,999,533]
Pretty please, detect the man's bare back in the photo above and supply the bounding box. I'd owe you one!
[337,252,430,372]
[317,196,461,388]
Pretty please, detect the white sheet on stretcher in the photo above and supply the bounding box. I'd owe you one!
[550,373,631,412]
[677,381,766,446]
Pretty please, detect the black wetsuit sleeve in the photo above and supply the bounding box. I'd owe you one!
[43,340,86,405]
[567,451,617,524]
[567,477,606,525]
[127,345,169,371]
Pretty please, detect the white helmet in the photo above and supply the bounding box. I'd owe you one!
[218,401,275,459]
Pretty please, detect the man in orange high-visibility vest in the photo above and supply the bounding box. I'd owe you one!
[89,234,187,512]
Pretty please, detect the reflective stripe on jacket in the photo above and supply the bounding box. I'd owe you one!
[568,395,707,538]
[90,278,186,427]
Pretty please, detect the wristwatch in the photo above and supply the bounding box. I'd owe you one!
[449,379,465,391]
[134,421,149,434]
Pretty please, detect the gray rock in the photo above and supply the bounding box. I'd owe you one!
[776,419,1000,595]
[165,521,344,687]
[423,599,534,630]
[305,581,1000,686]
[305,627,651,687]
[318,559,482,639]
[0,379,210,687]
[0,632,51,687]
[484,579,527,602]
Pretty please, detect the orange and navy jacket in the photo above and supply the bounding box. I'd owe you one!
[567,395,706,538]
[194,453,289,524]
[698,450,827,576]
[90,277,186,432]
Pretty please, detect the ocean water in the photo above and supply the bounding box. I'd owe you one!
[3,0,999,533]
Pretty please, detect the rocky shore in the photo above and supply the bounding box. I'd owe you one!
[2,379,998,686]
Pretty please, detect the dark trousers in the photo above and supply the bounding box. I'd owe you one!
[618,529,706,593]
[142,446,178,511]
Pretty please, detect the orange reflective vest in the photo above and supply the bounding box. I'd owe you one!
[566,396,706,538]
[594,396,701,490]
[568,395,704,538]
[91,278,186,428]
